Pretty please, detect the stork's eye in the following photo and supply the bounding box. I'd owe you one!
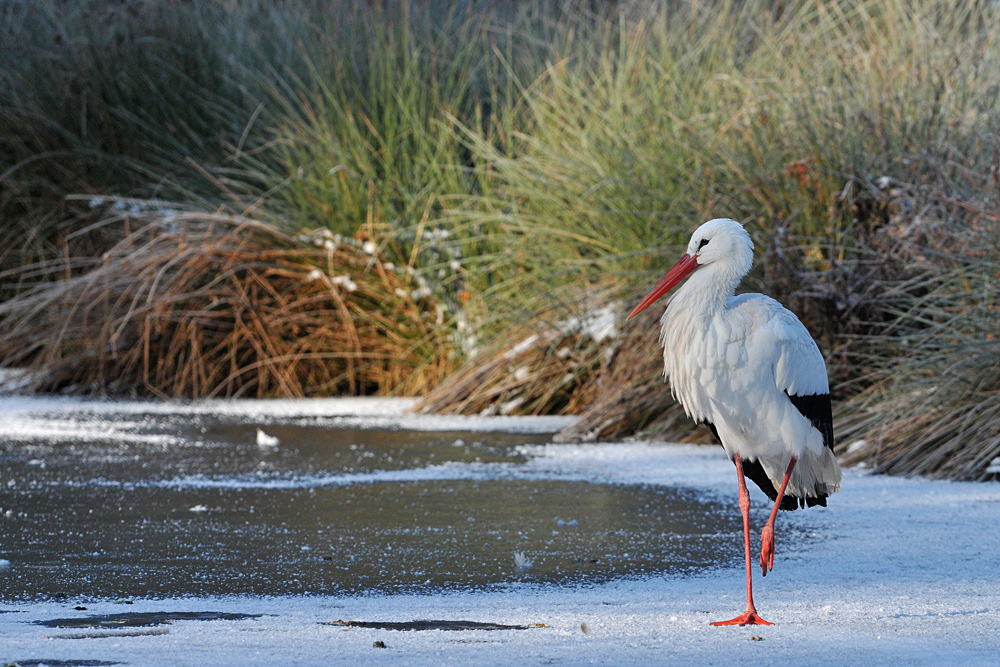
[698,238,710,250]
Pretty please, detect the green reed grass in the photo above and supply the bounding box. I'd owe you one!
[3,0,1000,477]
[451,0,999,335]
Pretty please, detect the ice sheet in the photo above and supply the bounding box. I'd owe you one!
[2,401,1000,665]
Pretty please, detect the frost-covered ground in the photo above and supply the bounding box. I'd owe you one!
[2,397,1000,666]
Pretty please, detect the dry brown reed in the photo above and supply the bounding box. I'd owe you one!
[0,209,453,398]
[419,299,712,444]
[833,207,1000,481]
[417,314,607,418]
[838,386,1000,481]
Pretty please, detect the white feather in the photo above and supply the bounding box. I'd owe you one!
[658,219,841,499]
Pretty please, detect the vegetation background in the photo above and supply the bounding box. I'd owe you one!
[2,0,998,481]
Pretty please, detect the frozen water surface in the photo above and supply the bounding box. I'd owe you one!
[1,397,1000,666]
[0,403,747,600]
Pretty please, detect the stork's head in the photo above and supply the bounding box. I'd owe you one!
[626,218,753,320]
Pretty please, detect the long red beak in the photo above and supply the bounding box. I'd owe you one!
[626,254,700,321]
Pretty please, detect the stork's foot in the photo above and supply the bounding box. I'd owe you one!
[710,609,774,626]
[760,524,775,576]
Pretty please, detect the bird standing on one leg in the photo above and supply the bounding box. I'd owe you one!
[627,218,841,626]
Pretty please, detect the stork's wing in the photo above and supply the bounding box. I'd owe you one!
[765,305,834,451]
[786,392,834,451]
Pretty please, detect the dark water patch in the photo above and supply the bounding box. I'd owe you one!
[1,477,742,599]
[325,619,546,631]
[36,610,261,628]
[2,661,122,666]
[0,412,801,600]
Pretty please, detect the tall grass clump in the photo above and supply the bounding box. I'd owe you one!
[3,0,1000,479]
[0,210,452,398]
[836,218,1000,480]
[422,0,1000,448]
[450,0,998,328]
[0,0,309,269]
[266,2,632,311]
[0,0,517,394]
[1,0,500,272]
[271,3,499,235]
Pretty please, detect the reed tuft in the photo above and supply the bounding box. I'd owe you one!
[0,210,453,398]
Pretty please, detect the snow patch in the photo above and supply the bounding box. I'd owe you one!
[0,396,576,436]
[150,461,517,490]
[846,439,867,453]
[0,396,418,418]
[255,429,280,447]
[559,304,619,343]
[502,335,540,359]
[141,443,729,490]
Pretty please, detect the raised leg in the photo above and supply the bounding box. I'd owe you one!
[711,454,773,626]
[760,457,797,576]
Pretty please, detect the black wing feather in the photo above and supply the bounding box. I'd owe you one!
[785,392,835,452]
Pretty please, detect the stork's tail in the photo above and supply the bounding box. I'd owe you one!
[746,448,841,512]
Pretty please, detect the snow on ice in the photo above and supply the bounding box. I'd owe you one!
[1,397,999,666]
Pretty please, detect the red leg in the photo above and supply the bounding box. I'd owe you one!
[760,457,797,576]
[711,454,773,627]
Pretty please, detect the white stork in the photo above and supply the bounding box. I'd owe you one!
[627,218,841,626]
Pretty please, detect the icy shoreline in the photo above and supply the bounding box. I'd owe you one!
[0,394,578,434]
[2,398,1000,665]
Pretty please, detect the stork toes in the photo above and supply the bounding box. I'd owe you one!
[760,524,775,576]
[710,609,774,627]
